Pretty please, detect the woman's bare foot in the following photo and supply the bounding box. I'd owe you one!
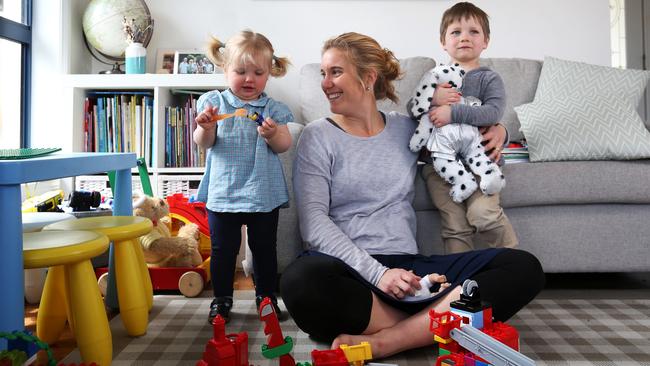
[330,286,462,360]
[331,331,399,359]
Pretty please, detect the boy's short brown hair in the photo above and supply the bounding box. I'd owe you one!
[439,2,490,43]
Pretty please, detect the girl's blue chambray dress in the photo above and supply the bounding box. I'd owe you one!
[196,89,293,212]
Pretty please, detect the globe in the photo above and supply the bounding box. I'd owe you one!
[82,0,153,60]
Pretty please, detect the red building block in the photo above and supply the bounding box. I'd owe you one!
[429,310,462,339]
[197,315,249,366]
[310,348,348,366]
[482,322,519,351]
[259,297,295,366]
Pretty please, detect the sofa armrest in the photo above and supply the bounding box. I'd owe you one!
[277,122,305,272]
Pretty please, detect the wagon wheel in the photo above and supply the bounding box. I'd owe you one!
[178,271,204,297]
[98,272,109,297]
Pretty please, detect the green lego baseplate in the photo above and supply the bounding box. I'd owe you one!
[0,147,61,160]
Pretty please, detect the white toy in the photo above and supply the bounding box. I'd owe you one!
[409,63,505,203]
[404,273,451,302]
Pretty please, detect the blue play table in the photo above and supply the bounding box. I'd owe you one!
[0,152,136,347]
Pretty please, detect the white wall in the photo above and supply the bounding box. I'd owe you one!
[32,0,610,133]
[139,0,610,120]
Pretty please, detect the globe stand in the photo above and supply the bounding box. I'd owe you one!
[100,62,125,74]
[82,0,154,75]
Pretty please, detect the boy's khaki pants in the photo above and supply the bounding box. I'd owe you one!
[422,164,518,254]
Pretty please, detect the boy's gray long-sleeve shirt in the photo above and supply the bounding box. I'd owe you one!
[451,67,506,126]
[292,112,420,286]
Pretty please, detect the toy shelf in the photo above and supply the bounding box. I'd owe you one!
[64,73,227,197]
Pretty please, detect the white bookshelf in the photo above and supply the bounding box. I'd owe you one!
[64,73,227,196]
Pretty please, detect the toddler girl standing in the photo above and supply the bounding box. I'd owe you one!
[193,30,293,324]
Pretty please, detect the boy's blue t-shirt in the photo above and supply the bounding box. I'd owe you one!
[195,89,293,212]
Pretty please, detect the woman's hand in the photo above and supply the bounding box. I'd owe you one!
[195,104,218,131]
[378,268,421,299]
[432,83,461,106]
[258,117,278,139]
[479,123,507,161]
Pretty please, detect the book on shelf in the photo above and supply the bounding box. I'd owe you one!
[165,91,206,168]
[83,91,154,167]
[503,141,530,164]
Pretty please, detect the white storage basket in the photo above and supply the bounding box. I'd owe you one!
[75,175,145,199]
[157,174,202,198]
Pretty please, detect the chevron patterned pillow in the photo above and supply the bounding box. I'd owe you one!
[516,95,650,162]
[535,56,650,108]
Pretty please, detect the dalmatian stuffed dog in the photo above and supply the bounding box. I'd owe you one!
[409,63,505,203]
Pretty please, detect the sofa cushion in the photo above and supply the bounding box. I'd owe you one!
[413,160,650,210]
[500,160,650,207]
[479,58,542,142]
[298,56,436,124]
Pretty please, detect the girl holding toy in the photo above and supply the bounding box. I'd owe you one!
[193,29,293,324]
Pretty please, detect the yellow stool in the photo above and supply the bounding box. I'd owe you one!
[44,216,153,337]
[24,230,112,366]
[22,212,77,305]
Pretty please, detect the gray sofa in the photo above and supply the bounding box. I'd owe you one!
[275,57,650,274]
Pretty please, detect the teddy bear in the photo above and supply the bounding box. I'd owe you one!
[133,195,203,268]
[408,63,505,203]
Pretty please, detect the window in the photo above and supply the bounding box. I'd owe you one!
[610,0,627,68]
[0,0,32,148]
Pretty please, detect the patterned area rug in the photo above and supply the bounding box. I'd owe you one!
[62,292,650,366]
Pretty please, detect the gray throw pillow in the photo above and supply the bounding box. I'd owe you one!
[516,95,650,162]
[535,56,650,108]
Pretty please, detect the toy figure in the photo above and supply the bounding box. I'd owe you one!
[403,272,451,301]
[247,111,265,125]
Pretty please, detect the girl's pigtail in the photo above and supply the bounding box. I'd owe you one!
[270,55,291,77]
[207,36,226,68]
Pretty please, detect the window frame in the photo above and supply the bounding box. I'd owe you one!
[0,0,33,147]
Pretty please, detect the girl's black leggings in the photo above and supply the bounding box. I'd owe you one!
[208,208,279,297]
[280,249,545,342]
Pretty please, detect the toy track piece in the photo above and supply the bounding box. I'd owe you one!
[178,271,204,297]
[97,272,109,297]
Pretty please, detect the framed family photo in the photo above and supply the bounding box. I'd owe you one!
[173,50,222,74]
[155,49,176,74]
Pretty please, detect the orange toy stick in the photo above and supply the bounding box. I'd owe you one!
[209,108,247,122]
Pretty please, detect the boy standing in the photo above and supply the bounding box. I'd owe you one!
[415,2,518,253]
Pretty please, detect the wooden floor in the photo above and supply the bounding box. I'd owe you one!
[24,270,254,363]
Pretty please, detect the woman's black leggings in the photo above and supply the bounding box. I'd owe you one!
[280,249,545,342]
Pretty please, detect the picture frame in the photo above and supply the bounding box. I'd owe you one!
[173,50,222,74]
[155,49,176,74]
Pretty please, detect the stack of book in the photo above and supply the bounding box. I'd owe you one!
[502,141,529,164]
[83,91,154,167]
[164,91,206,168]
